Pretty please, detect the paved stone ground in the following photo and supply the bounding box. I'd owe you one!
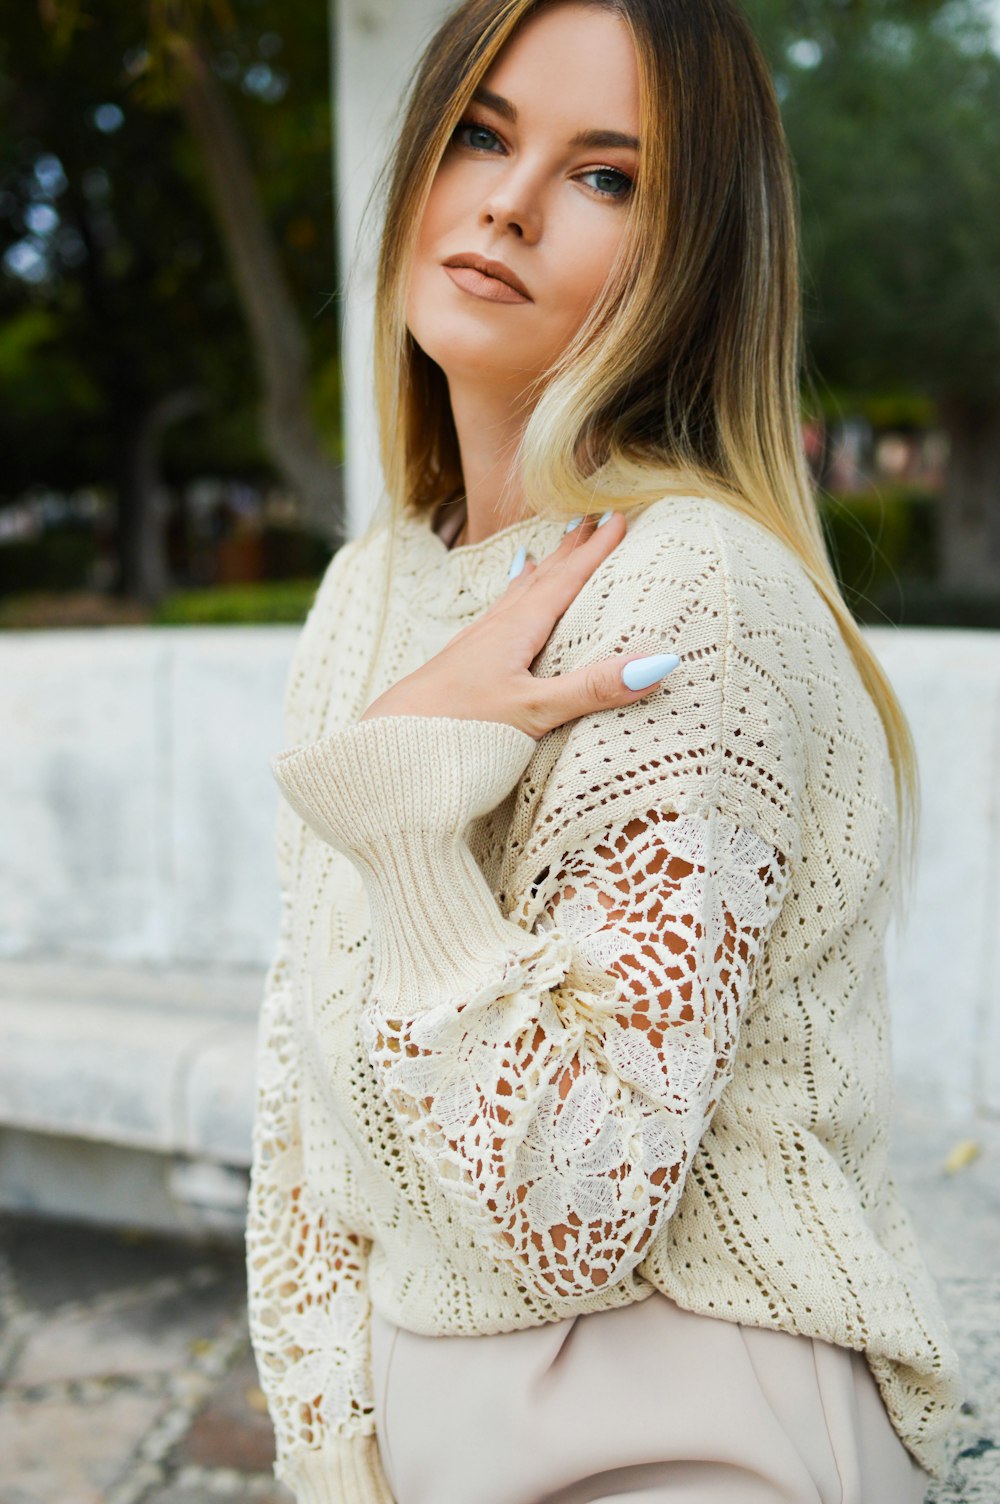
[0,1097,996,1504]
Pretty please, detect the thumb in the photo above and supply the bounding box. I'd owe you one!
[538,650,681,732]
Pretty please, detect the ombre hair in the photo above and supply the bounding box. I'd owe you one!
[351,0,921,912]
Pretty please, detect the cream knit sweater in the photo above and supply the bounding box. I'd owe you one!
[246,492,961,1504]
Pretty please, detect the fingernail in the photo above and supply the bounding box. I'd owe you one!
[564,515,584,533]
[621,652,680,691]
[508,544,527,579]
[596,509,615,527]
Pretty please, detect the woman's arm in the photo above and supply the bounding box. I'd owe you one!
[270,713,791,1302]
[246,795,395,1504]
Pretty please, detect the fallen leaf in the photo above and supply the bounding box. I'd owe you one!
[943,1139,981,1174]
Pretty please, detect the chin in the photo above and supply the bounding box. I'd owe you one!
[412,327,538,387]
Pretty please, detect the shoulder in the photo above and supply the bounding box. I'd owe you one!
[301,514,395,647]
[536,493,812,867]
[571,491,823,701]
[280,519,391,745]
[609,492,843,734]
[621,492,821,626]
[572,492,827,670]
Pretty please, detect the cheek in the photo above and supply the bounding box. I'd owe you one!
[406,178,459,308]
[406,210,442,331]
[414,166,464,255]
[552,220,625,328]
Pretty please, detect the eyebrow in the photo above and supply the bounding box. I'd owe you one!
[470,86,640,151]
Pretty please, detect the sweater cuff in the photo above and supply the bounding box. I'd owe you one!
[270,715,541,1012]
[275,1432,395,1504]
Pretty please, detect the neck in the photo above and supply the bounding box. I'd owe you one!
[447,377,535,545]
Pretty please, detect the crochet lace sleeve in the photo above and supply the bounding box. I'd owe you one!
[247,791,394,1501]
[269,714,792,1301]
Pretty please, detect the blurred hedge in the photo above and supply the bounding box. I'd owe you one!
[0,521,331,594]
[818,485,937,609]
[818,486,1000,628]
[152,577,322,624]
[864,581,1000,629]
[0,525,98,593]
[4,491,1000,629]
[257,523,332,581]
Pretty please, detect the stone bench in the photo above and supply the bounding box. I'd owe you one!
[0,957,261,1239]
[1,623,999,1238]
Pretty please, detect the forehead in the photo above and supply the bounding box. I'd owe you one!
[481,4,640,132]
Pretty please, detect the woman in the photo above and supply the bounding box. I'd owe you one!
[246,1,962,1501]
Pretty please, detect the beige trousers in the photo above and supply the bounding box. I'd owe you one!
[369,1290,929,1504]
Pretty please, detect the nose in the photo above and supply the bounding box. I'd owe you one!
[478,165,542,243]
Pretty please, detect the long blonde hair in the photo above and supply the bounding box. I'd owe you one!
[352,0,920,918]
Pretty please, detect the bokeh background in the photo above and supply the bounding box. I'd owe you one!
[1,2,998,1501]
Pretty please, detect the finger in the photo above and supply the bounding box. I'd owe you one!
[525,648,681,735]
[496,514,605,603]
[537,511,603,567]
[497,516,598,600]
[478,553,538,624]
[503,549,537,588]
[516,511,627,656]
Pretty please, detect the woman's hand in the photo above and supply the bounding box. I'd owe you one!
[358,511,680,741]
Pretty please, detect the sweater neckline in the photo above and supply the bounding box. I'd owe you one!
[397,500,569,619]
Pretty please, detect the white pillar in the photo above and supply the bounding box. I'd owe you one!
[332,0,455,538]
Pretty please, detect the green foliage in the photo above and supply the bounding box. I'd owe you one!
[805,383,937,430]
[259,523,331,581]
[152,576,322,624]
[0,526,98,592]
[0,307,102,421]
[818,485,938,614]
[310,354,344,465]
[0,0,340,502]
[745,0,1000,406]
[816,485,1000,625]
[867,580,1000,627]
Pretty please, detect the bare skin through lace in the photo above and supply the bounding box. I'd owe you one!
[247,804,788,1458]
[360,807,789,1300]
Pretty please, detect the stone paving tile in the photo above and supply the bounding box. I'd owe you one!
[10,1267,243,1386]
[0,1097,996,1504]
[0,1210,255,1504]
[0,1216,227,1311]
[925,1277,1000,1504]
[167,1342,277,1474]
[889,1107,1000,1504]
[0,1388,170,1504]
[890,1100,1000,1282]
[144,1475,292,1504]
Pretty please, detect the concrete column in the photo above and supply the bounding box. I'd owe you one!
[332,0,455,538]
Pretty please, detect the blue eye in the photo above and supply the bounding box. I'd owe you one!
[451,117,634,202]
[454,119,502,152]
[580,167,633,200]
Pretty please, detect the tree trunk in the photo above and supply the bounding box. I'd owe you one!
[166,34,345,549]
[113,388,209,604]
[938,399,1000,592]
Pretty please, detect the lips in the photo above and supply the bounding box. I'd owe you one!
[442,252,531,300]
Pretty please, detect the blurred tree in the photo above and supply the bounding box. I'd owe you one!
[0,0,342,604]
[748,0,1000,589]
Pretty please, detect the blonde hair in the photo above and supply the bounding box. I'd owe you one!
[350,0,920,919]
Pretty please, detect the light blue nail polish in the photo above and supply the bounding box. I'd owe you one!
[508,544,527,579]
[564,515,584,533]
[596,509,614,527]
[621,652,680,691]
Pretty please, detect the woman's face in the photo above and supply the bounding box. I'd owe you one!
[405,1,640,397]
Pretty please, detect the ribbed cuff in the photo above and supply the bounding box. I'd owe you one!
[270,715,541,1012]
[275,1432,395,1504]
[271,714,537,847]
